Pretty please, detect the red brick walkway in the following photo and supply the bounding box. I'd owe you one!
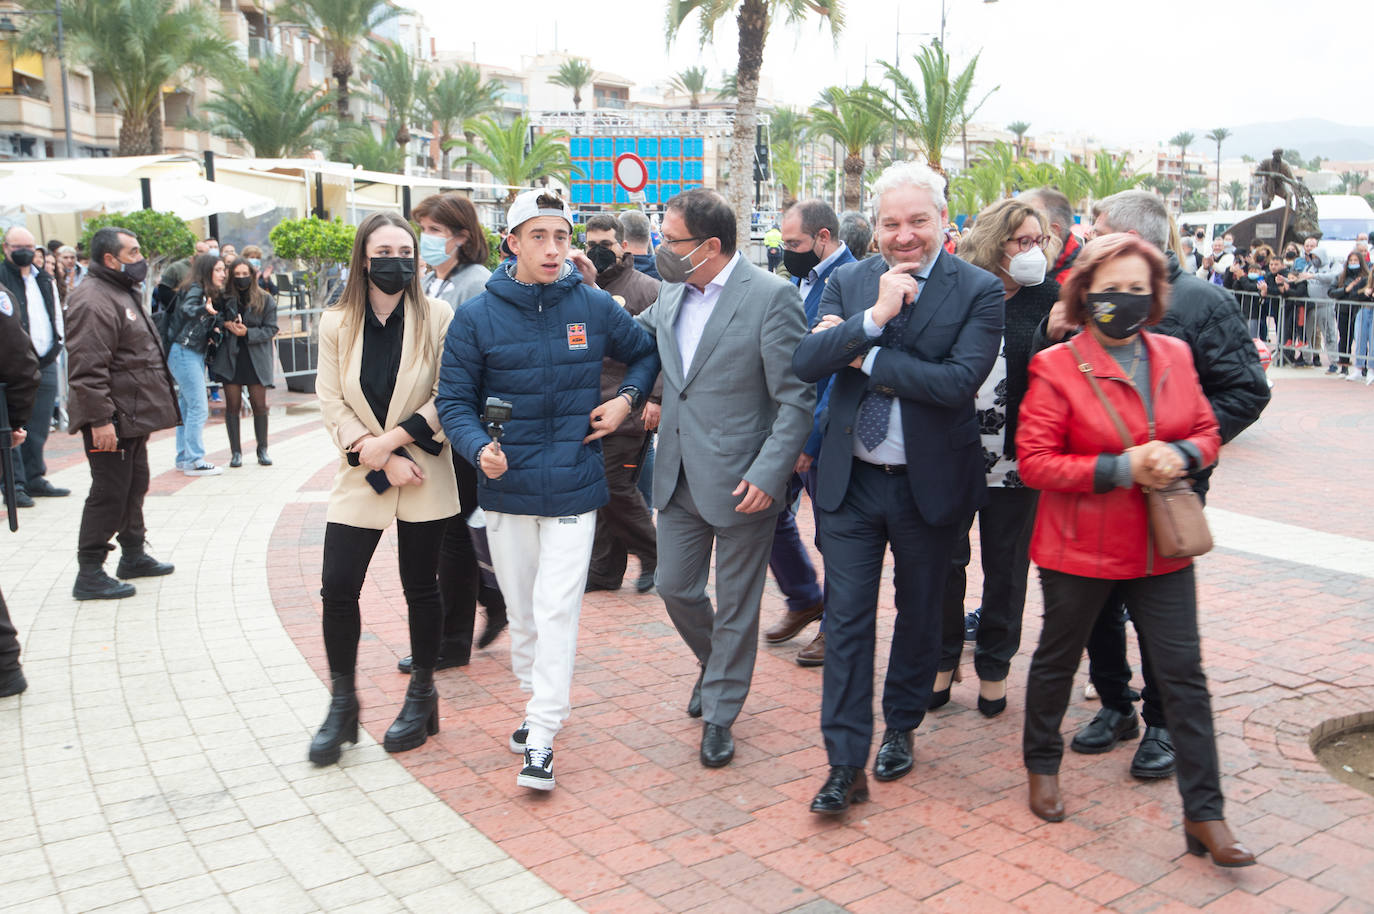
[260,374,1374,913]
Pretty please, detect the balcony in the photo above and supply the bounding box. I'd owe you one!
[248,37,274,59]
[0,93,55,131]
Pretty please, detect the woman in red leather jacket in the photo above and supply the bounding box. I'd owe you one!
[1016,233,1253,868]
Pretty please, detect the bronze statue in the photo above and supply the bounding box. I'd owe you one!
[1257,148,1296,209]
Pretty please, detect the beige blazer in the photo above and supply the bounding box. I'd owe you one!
[316,295,459,529]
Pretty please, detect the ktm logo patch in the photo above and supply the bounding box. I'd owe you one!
[566,322,587,350]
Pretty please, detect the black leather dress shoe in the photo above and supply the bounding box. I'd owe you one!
[810,765,869,815]
[1130,726,1177,779]
[699,723,734,767]
[7,489,34,509]
[635,571,655,593]
[26,478,70,497]
[1070,707,1139,755]
[397,650,470,674]
[873,729,914,781]
[477,609,508,649]
[687,667,704,718]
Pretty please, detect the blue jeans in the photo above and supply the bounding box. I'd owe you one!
[167,342,208,468]
[1355,306,1374,372]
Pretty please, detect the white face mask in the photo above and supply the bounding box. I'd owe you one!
[1006,247,1047,287]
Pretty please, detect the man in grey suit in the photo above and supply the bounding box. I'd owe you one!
[794,162,1004,814]
[638,189,814,768]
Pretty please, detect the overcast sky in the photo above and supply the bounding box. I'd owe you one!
[427,0,1368,148]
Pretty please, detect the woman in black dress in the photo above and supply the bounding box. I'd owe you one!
[211,257,279,466]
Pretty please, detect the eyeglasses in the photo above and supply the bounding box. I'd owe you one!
[661,235,707,247]
[782,233,817,253]
[1007,234,1051,253]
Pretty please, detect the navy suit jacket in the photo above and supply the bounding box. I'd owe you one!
[794,245,859,457]
[792,251,1004,526]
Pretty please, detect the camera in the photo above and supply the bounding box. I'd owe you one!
[482,396,513,441]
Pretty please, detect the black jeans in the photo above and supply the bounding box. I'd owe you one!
[435,453,505,662]
[939,487,1038,681]
[321,518,447,675]
[1086,597,1163,727]
[0,584,19,673]
[1025,565,1223,821]
[588,434,657,588]
[77,429,149,565]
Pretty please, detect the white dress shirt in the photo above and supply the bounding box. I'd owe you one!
[674,251,740,375]
[852,249,940,465]
[23,269,53,358]
[798,242,849,301]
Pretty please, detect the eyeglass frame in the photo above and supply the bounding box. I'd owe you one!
[1005,233,1051,253]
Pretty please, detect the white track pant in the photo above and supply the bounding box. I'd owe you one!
[485,510,596,749]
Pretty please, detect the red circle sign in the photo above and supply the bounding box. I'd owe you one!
[614,153,648,193]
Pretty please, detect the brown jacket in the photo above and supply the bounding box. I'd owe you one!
[597,254,662,438]
[0,289,40,427]
[65,263,180,437]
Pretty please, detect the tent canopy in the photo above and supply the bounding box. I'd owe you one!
[0,172,139,216]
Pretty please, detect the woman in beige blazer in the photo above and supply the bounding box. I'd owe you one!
[308,212,458,766]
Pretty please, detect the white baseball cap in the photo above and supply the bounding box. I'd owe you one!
[507,189,572,233]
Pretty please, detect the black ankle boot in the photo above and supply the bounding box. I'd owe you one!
[73,563,136,600]
[254,413,271,465]
[225,413,242,468]
[384,668,438,753]
[116,547,175,579]
[309,673,359,766]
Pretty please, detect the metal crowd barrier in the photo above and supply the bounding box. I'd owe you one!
[1227,290,1374,371]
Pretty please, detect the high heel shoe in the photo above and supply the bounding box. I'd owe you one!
[384,668,439,753]
[930,669,954,709]
[977,678,1007,717]
[309,673,359,766]
[1183,818,1256,867]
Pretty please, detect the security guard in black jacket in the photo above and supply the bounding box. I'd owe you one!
[1,283,41,697]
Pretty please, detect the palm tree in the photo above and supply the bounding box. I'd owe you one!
[452,116,581,203]
[199,57,335,158]
[20,0,234,155]
[768,106,808,147]
[367,41,430,147]
[423,65,504,181]
[669,65,709,108]
[1225,179,1247,209]
[715,69,738,101]
[1204,127,1231,208]
[1169,131,1195,213]
[345,127,405,173]
[667,0,845,244]
[1338,170,1367,195]
[548,58,594,109]
[1007,120,1030,159]
[275,0,403,121]
[873,44,992,175]
[1077,150,1146,202]
[808,86,886,210]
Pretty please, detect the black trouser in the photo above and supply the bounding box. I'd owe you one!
[1087,597,1164,727]
[939,487,1039,681]
[1025,565,1223,821]
[1336,300,1357,367]
[818,461,958,767]
[587,433,657,588]
[11,360,58,491]
[77,429,149,566]
[321,518,447,675]
[435,453,505,662]
[0,584,19,673]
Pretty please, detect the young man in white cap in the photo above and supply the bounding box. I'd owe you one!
[437,190,660,790]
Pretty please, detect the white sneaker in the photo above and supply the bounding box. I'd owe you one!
[1346,370,1364,382]
[1366,374,1374,387]
[183,463,223,477]
[517,746,555,791]
[508,722,528,754]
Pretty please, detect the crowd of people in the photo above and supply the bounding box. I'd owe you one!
[4,163,1291,871]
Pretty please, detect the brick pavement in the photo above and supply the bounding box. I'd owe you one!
[3,370,1373,912]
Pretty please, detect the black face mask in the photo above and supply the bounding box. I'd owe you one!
[587,244,619,275]
[120,259,149,284]
[783,243,821,279]
[367,256,415,295]
[233,275,254,292]
[1088,292,1152,340]
[9,248,34,268]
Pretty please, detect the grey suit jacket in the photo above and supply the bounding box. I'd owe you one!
[638,256,815,528]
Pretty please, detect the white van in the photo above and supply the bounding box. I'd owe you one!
[1312,195,1374,265]
[1178,211,1249,248]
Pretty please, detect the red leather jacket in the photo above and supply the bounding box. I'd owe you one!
[1016,330,1220,579]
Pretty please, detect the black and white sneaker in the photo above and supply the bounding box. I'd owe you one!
[517,746,554,791]
[509,722,528,754]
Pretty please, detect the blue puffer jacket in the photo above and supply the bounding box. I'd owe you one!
[437,262,660,517]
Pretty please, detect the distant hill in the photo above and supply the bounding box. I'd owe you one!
[1190,119,1374,162]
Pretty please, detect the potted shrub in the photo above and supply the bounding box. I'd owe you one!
[80,210,196,299]
[267,216,355,392]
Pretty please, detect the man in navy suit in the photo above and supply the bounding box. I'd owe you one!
[763,200,857,664]
[793,162,1003,814]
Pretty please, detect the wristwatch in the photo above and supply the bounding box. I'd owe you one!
[617,385,643,410]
